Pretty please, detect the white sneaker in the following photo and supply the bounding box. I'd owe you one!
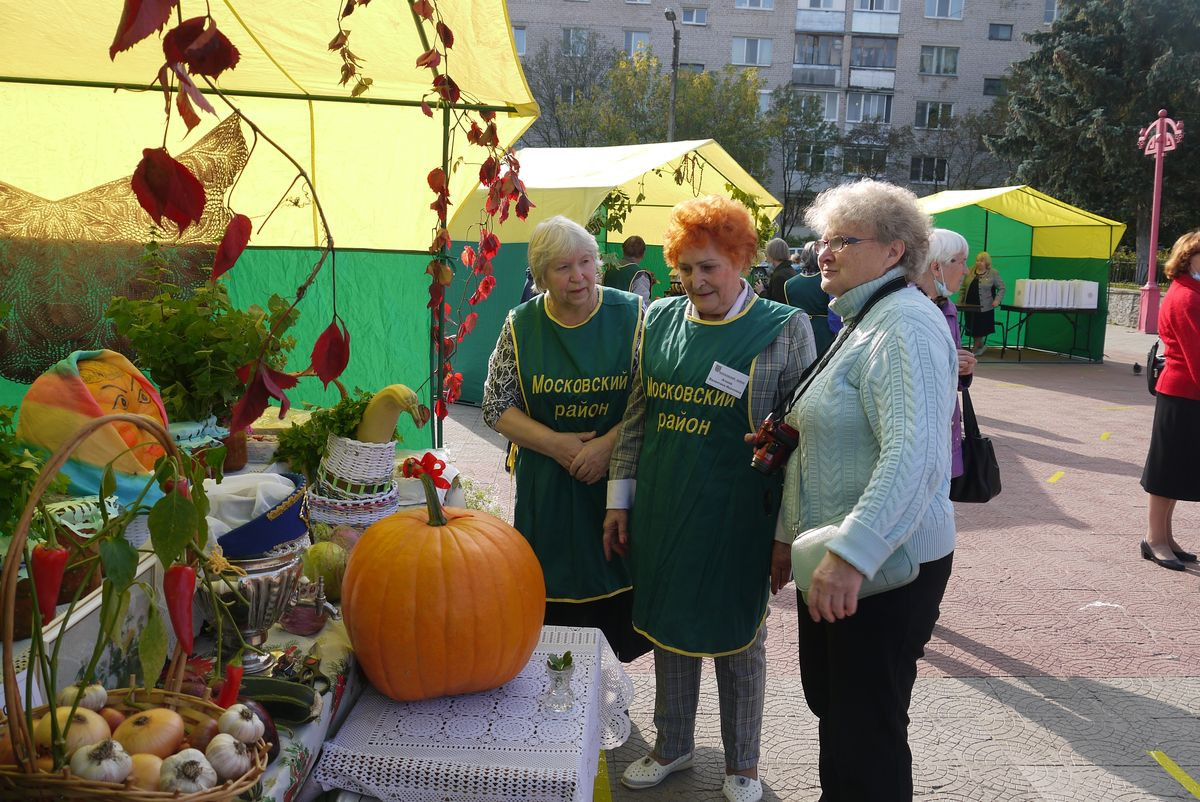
[723,774,763,802]
[620,752,694,789]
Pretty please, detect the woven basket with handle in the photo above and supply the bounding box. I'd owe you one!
[0,413,269,800]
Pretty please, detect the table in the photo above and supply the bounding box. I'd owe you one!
[997,304,1101,362]
[313,626,634,802]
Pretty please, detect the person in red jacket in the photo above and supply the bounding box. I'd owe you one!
[1140,229,1200,570]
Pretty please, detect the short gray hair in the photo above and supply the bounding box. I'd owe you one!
[765,237,790,262]
[527,216,600,290]
[804,179,932,282]
[927,228,968,269]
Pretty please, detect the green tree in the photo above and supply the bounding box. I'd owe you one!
[521,33,622,148]
[916,104,1016,191]
[988,0,1200,279]
[764,86,841,235]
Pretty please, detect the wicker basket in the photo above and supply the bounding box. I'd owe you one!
[315,433,397,499]
[0,414,269,801]
[307,483,400,529]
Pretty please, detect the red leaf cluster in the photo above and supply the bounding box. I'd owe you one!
[426,258,453,286]
[131,147,207,233]
[213,213,252,280]
[412,0,434,20]
[443,371,464,404]
[467,120,499,148]
[469,275,496,306]
[479,229,501,260]
[230,362,300,434]
[429,228,452,255]
[433,75,461,103]
[427,282,445,310]
[460,244,476,268]
[434,399,449,420]
[435,22,454,49]
[310,316,351,388]
[456,312,478,342]
[163,16,240,78]
[416,48,440,70]
[110,0,176,59]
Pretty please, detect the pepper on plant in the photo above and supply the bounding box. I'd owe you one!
[163,564,197,655]
[31,540,70,625]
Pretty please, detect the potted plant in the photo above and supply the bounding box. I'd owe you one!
[107,241,299,470]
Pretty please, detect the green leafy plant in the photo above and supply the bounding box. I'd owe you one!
[107,242,299,424]
[0,407,69,557]
[274,390,400,481]
[546,651,573,671]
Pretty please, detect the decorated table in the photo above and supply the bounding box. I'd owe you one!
[313,626,634,802]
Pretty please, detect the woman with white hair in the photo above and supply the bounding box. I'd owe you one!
[482,215,650,661]
[774,180,957,800]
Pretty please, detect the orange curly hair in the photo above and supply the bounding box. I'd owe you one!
[662,195,759,270]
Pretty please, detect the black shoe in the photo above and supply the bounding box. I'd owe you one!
[1141,541,1186,571]
[1171,548,1198,563]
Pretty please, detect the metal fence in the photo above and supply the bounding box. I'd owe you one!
[1109,250,1167,286]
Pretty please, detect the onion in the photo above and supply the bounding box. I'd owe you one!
[112,708,184,758]
[33,707,110,756]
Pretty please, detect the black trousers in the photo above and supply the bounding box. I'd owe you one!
[797,552,954,802]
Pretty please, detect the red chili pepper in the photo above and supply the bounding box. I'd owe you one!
[215,663,244,708]
[30,543,69,625]
[163,564,196,655]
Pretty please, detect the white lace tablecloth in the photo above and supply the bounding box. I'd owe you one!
[314,626,634,802]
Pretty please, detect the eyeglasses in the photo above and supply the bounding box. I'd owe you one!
[816,236,877,253]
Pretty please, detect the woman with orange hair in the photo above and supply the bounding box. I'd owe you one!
[603,196,816,802]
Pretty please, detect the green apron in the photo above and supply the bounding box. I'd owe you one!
[511,287,642,601]
[603,263,650,293]
[631,295,796,656]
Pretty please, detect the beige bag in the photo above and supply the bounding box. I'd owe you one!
[791,523,919,601]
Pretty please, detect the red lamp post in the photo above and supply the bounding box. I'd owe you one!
[1136,109,1184,335]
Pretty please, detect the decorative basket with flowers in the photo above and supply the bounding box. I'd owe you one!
[0,414,270,799]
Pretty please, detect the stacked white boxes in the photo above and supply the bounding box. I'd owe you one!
[1007,278,1099,309]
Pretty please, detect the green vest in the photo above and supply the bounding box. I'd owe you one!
[511,287,642,601]
[784,272,835,357]
[630,294,797,656]
[603,262,650,293]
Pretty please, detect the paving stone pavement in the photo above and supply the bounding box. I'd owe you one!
[444,325,1200,801]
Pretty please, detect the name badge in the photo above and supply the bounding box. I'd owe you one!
[705,362,749,399]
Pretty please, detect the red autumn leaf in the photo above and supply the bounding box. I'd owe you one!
[432,74,460,103]
[110,0,176,59]
[427,282,445,310]
[460,244,476,268]
[212,213,252,280]
[429,228,453,255]
[328,30,349,50]
[434,399,448,420]
[175,87,201,134]
[163,16,240,78]
[498,200,511,225]
[456,312,478,342]
[426,258,453,285]
[442,336,457,354]
[342,0,356,17]
[131,147,207,234]
[479,156,499,185]
[170,63,217,117]
[156,64,171,113]
[311,317,351,388]
[421,100,433,117]
[415,48,441,69]
[430,194,449,220]
[481,122,499,148]
[435,21,454,49]
[479,229,501,259]
[469,274,497,305]
[484,185,502,216]
[442,303,452,319]
[229,363,300,433]
[515,193,534,220]
[427,168,448,194]
[412,0,434,20]
[480,109,496,122]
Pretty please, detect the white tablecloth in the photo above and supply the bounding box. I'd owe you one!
[313,626,634,802]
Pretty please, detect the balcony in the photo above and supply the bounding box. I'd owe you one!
[792,64,841,87]
[795,9,845,33]
[848,68,894,90]
[850,11,900,34]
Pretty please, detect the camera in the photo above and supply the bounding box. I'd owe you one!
[750,412,799,475]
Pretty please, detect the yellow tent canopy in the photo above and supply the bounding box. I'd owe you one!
[450,139,781,244]
[0,0,537,251]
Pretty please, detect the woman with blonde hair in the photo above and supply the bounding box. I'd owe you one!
[962,251,1005,355]
[605,196,815,802]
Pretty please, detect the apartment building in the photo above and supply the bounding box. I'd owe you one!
[507,0,1061,198]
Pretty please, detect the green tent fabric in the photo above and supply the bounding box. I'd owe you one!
[917,186,1126,361]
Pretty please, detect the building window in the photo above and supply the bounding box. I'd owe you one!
[846,92,892,123]
[1044,0,1058,23]
[915,101,953,129]
[736,0,774,8]
[797,144,831,172]
[850,37,896,69]
[797,34,843,66]
[512,26,526,56]
[801,90,839,122]
[925,0,963,19]
[988,23,1013,40]
[733,37,773,66]
[854,0,898,11]
[843,146,888,173]
[910,156,948,184]
[807,0,838,7]
[983,77,1008,96]
[626,0,650,4]
[679,62,705,72]
[682,7,708,25]
[624,30,650,57]
[919,45,959,75]
[562,27,589,56]
[758,90,773,115]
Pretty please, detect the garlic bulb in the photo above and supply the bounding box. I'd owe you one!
[218,703,265,744]
[69,738,132,784]
[57,683,107,712]
[205,732,252,780]
[159,748,218,793]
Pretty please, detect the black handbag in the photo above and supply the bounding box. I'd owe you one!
[1147,340,1165,396]
[949,387,1001,503]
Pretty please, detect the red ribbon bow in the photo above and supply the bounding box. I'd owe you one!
[402,452,451,489]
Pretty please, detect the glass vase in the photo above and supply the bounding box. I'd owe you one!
[541,664,576,713]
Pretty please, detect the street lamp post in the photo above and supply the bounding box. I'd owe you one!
[664,7,680,142]
[1136,109,1185,335]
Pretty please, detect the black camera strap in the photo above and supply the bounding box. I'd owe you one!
[775,275,909,420]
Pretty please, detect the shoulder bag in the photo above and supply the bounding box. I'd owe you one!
[949,386,1001,503]
[1146,340,1165,396]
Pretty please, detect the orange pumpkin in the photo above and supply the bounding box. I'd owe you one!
[341,472,545,702]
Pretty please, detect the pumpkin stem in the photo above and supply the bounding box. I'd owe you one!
[417,472,449,527]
